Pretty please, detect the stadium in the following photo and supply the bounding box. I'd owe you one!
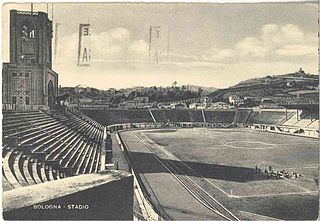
[2,4,319,221]
[3,106,319,220]
[84,108,319,220]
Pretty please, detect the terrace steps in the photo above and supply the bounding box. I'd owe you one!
[2,110,104,191]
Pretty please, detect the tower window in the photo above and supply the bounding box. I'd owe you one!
[12,96,17,104]
[26,97,30,105]
[25,73,30,77]
[18,73,23,77]
[12,73,17,77]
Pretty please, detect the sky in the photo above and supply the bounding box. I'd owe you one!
[2,2,318,89]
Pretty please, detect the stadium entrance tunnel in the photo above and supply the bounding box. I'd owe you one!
[127,151,268,183]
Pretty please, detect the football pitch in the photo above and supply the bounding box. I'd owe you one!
[140,128,319,220]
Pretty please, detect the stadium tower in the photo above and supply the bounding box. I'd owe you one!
[2,9,59,111]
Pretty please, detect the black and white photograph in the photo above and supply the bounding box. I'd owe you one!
[1,1,319,220]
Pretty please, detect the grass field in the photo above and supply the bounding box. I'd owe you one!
[141,128,319,220]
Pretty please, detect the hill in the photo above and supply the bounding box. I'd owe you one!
[59,84,213,105]
[209,68,319,106]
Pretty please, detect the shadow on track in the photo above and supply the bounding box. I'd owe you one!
[128,151,268,183]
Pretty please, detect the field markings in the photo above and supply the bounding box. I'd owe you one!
[281,178,312,192]
[224,141,277,150]
[232,191,318,199]
[120,132,172,220]
[281,165,318,170]
[139,131,233,198]
[275,141,319,146]
[203,178,232,197]
[239,210,285,221]
[134,131,240,221]
[136,130,317,199]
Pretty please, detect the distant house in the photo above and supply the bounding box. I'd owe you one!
[229,95,244,106]
[134,96,149,103]
[199,96,212,103]
[189,102,206,109]
[121,100,143,108]
[211,102,229,108]
[171,103,186,109]
[79,97,93,103]
[75,85,93,93]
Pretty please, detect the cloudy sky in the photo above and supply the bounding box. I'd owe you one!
[2,2,318,89]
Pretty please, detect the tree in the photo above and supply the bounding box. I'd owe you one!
[172,81,177,88]
[197,87,203,97]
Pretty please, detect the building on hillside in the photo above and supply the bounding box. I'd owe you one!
[2,10,59,111]
[134,96,149,103]
[74,85,98,93]
[228,95,244,106]
[80,102,111,109]
[211,102,229,108]
[189,102,206,109]
[120,100,146,108]
[171,103,186,109]
[260,98,282,109]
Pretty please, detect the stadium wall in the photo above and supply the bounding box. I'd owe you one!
[249,123,319,139]
[3,171,133,220]
[82,108,318,138]
[115,132,165,221]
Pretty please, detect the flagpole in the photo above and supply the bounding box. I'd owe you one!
[148,26,152,63]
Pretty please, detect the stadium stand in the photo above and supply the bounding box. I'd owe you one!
[149,109,167,122]
[81,107,318,130]
[109,109,153,123]
[280,111,297,126]
[2,110,104,191]
[281,110,319,129]
[187,110,204,122]
[234,109,252,123]
[204,110,236,123]
[82,109,154,125]
[161,109,191,122]
[81,107,318,138]
[305,120,319,129]
[246,110,287,125]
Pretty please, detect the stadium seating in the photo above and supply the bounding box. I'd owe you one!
[204,110,236,123]
[149,109,167,122]
[280,111,297,126]
[2,110,104,191]
[281,110,319,129]
[81,110,116,125]
[306,120,319,130]
[109,109,153,123]
[152,109,188,122]
[246,110,287,125]
[234,109,252,123]
[188,110,204,122]
[82,108,318,132]
[82,109,154,125]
